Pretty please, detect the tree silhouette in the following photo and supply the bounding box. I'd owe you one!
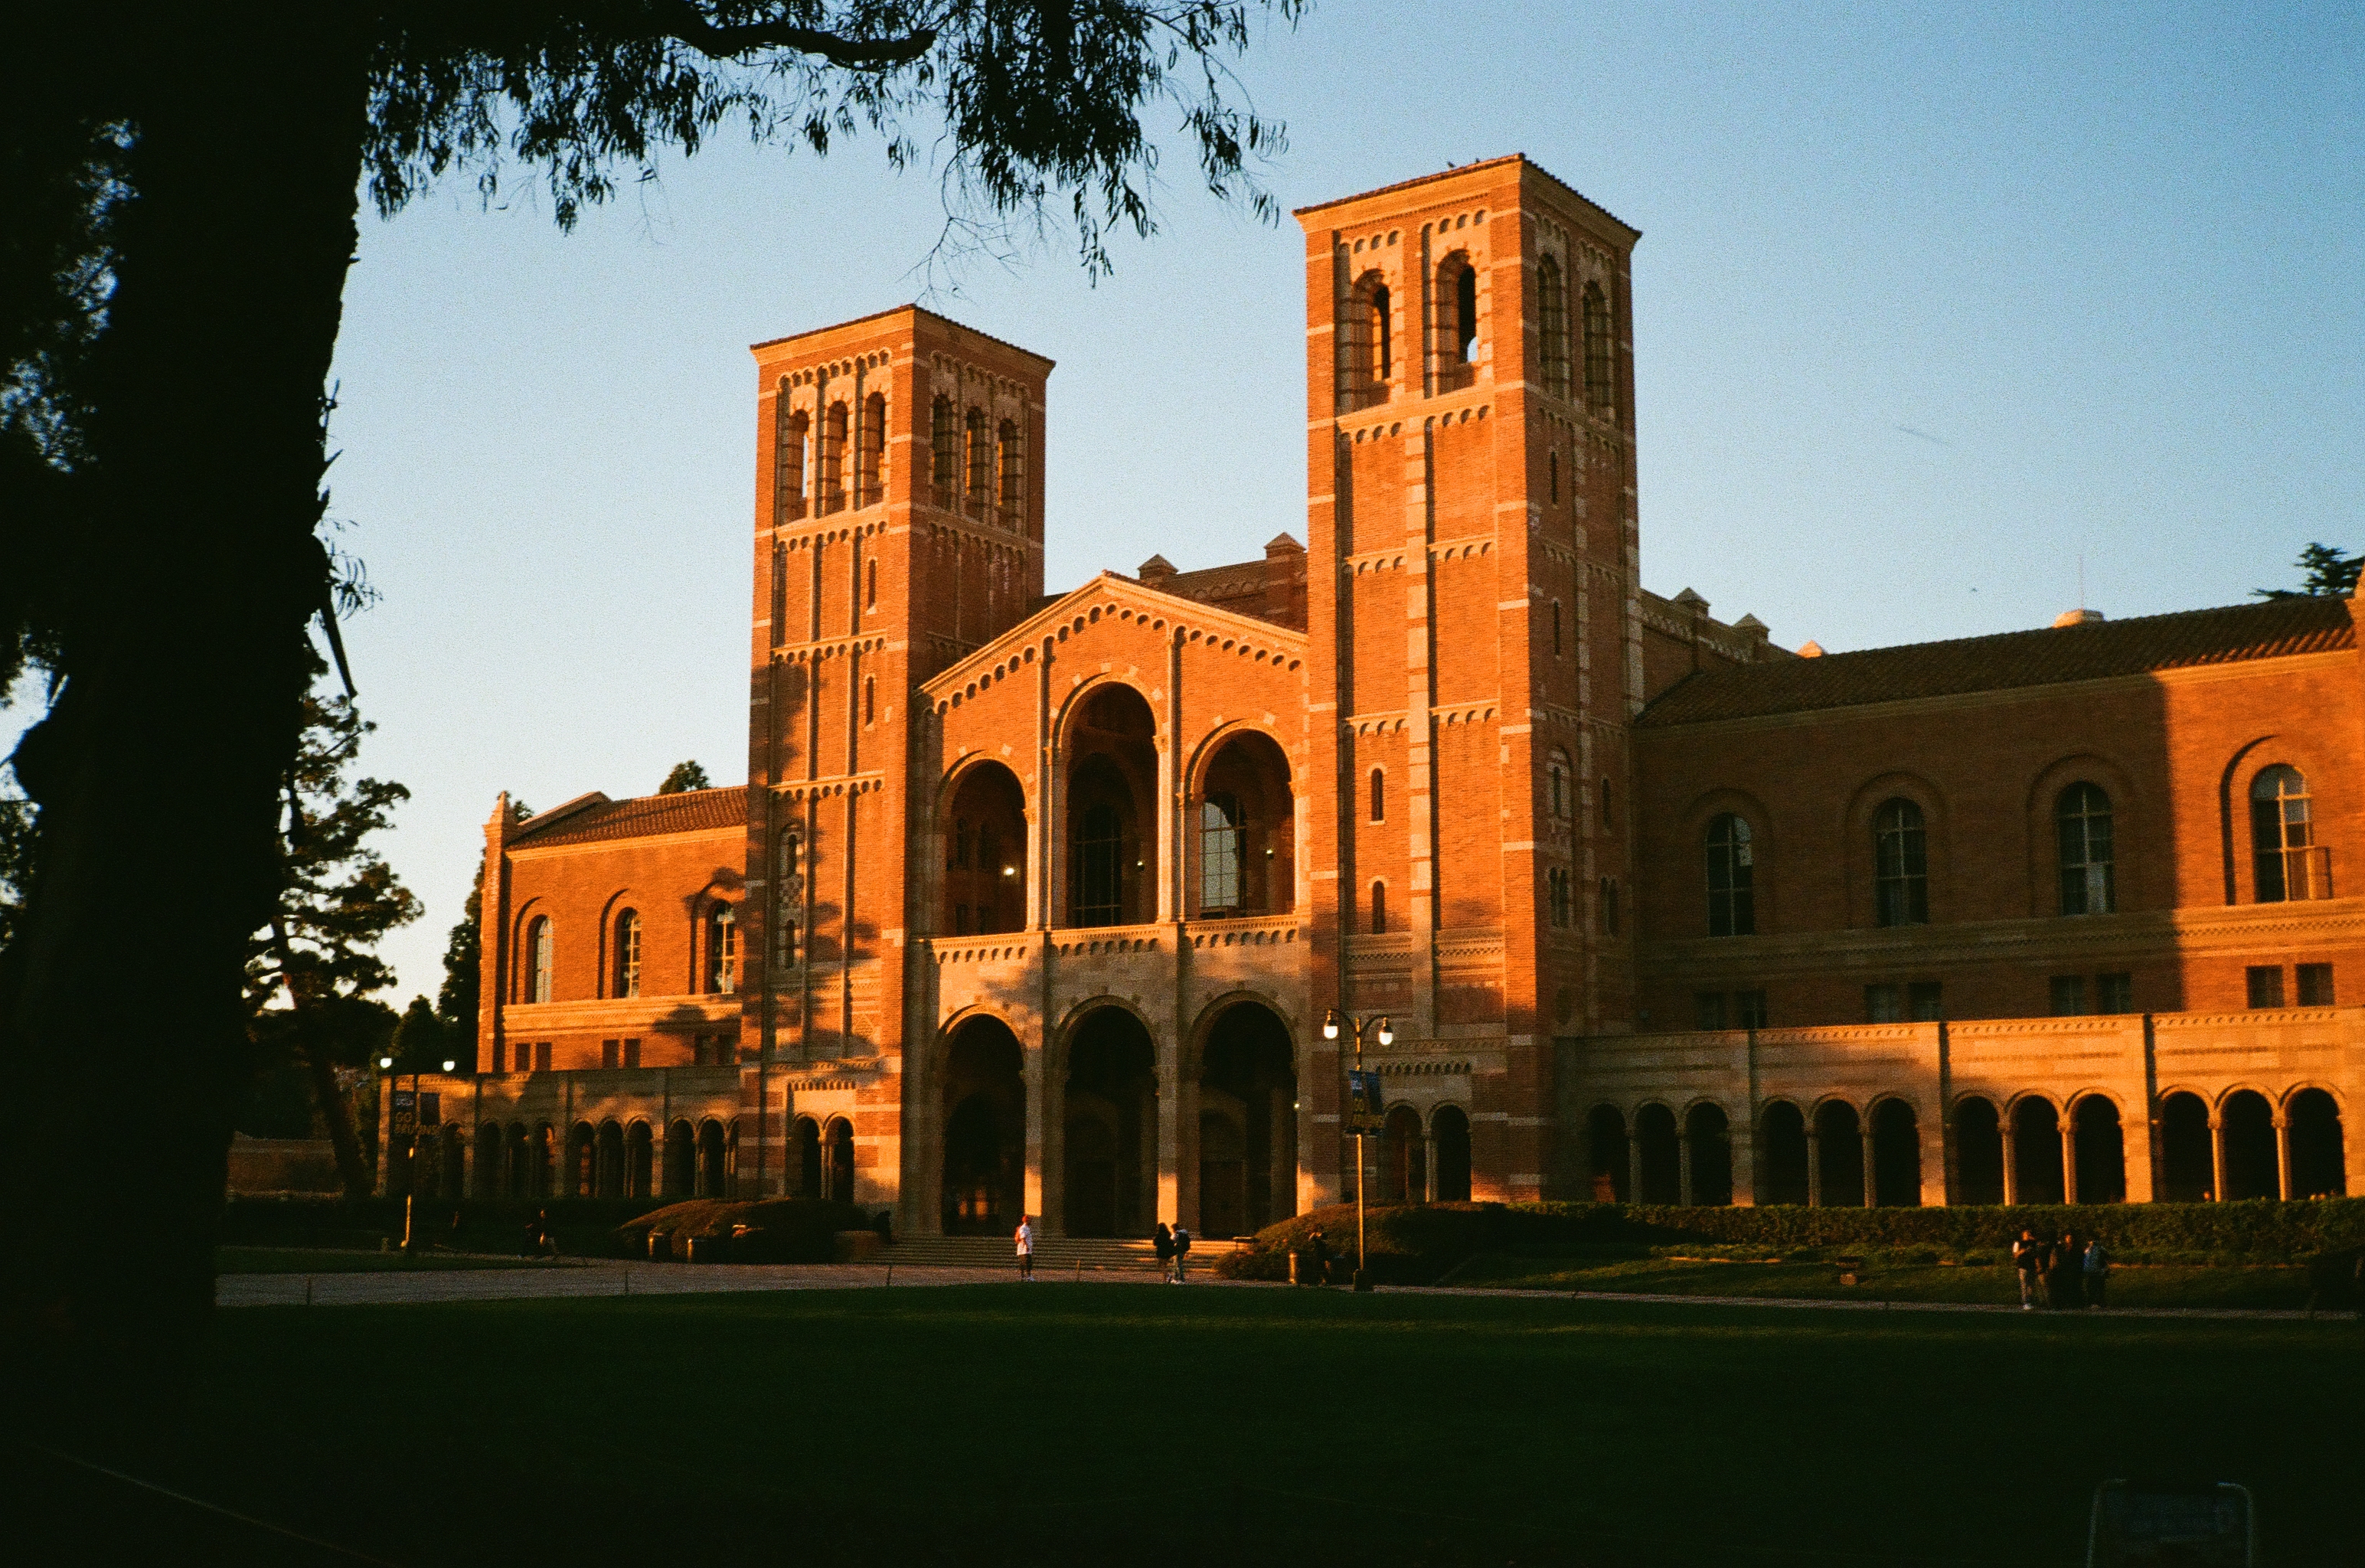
[2253,543,2360,600]
[660,760,713,793]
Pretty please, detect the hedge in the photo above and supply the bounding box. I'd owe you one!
[219,1194,678,1250]
[611,1198,871,1263]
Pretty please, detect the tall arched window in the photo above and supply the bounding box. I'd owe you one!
[965,407,991,517]
[1435,254,1478,391]
[1551,599,1563,655]
[997,417,1024,527]
[929,395,958,508]
[774,400,808,524]
[525,916,553,1003]
[1075,802,1124,926]
[613,910,641,999]
[1200,794,1243,912]
[1706,814,1756,936]
[2056,783,2115,915]
[776,830,802,969]
[865,557,877,609]
[1370,879,1388,936]
[2251,765,2315,901]
[818,400,848,514]
[1873,799,1929,926]
[1599,777,1615,832]
[1582,281,1613,413]
[1344,272,1390,408]
[1371,281,1392,381]
[863,675,876,726]
[1369,766,1385,822]
[857,391,885,505]
[1537,253,1570,398]
[706,903,738,995]
[1547,750,1573,820]
[1455,263,1478,361]
[1548,450,1560,503]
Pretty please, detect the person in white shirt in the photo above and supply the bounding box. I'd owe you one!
[1171,1223,1191,1282]
[1014,1215,1035,1282]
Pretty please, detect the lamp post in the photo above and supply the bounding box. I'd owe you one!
[1321,1008,1392,1290]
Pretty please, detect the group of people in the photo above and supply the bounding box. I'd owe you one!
[2011,1229,2109,1310]
[1009,1216,1194,1282]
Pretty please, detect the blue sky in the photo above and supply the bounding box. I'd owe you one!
[12,2,2360,1004]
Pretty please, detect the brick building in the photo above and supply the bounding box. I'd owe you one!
[392,157,2361,1227]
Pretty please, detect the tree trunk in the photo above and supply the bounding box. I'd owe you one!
[0,11,375,1433]
[271,917,376,1200]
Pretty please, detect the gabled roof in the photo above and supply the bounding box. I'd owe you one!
[923,570,1307,700]
[510,787,747,848]
[1638,596,2357,728]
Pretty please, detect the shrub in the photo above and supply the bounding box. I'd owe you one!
[612,1197,867,1263]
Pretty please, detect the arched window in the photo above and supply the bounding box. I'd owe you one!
[1598,877,1622,937]
[965,407,991,517]
[613,910,641,999]
[1371,281,1391,381]
[1551,599,1563,656]
[1873,799,1929,926]
[857,390,885,506]
[1547,866,1572,929]
[1547,750,1572,819]
[1075,802,1124,926]
[705,903,738,995]
[2251,764,2316,901]
[1344,272,1391,409]
[1599,777,1615,833]
[774,400,808,524]
[997,417,1025,527]
[1369,767,1385,823]
[1582,281,1613,413]
[865,557,877,609]
[2056,782,2115,915]
[1537,253,1570,398]
[524,916,553,1003]
[1200,794,1243,912]
[1369,879,1388,936]
[1548,450,1560,504]
[1706,814,1756,937]
[1455,263,1478,361]
[929,395,958,508]
[863,675,875,726]
[818,400,848,514]
[1434,254,1478,391]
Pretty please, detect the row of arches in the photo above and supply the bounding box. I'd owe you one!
[929,396,1025,528]
[391,1117,737,1200]
[1376,1104,1473,1204]
[776,390,887,521]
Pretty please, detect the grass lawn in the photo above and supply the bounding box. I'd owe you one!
[162,1285,2361,1566]
[1450,1250,2320,1311]
[214,1246,560,1275]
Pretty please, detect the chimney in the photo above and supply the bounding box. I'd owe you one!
[1138,554,1176,591]
[1263,532,1306,629]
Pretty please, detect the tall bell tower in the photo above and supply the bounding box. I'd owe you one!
[1297,158,1642,1201]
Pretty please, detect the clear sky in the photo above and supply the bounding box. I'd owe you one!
[13,2,2360,1007]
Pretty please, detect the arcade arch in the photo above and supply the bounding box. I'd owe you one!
[1197,998,1298,1236]
[1431,1106,1472,1202]
[1063,1004,1156,1236]
[942,761,1028,936]
[941,1014,1024,1233]
[1193,731,1295,916]
[1063,684,1157,927]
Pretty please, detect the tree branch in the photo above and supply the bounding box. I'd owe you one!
[652,2,937,67]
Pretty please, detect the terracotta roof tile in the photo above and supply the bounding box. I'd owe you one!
[511,787,747,848]
[1638,596,2356,728]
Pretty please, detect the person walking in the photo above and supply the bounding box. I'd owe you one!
[1308,1227,1331,1288]
[2047,1233,2081,1311]
[1153,1221,1175,1282]
[1171,1222,1191,1283]
[1014,1214,1035,1282]
[2012,1230,2041,1310]
[2082,1236,2111,1310]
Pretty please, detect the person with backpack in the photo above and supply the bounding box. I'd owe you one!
[2011,1230,2041,1310]
[2048,1233,2082,1311]
[1171,1222,1192,1282]
[2082,1236,2111,1310]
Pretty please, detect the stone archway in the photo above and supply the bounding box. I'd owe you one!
[1685,1102,1733,1207]
[942,763,1028,936]
[2158,1093,2211,1200]
[626,1121,654,1197]
[1953,1097,2004,1204]
[1382,1106,1426,1203]
[1063,684,1158,927]
[1585,1104,1628,1202]
[792,1116,822,1199]
[1064,1006,1155,1236]
[1634,1103,1680,1204]
[1431,1106,1472,1201]
[1197,999,1298,1236]
[1759,1102,1808,1205]
[825,1117,855,1204]
[1193,731,1295,916]
[2288,1089,2347,1198]
[941,1014,1024,1233]
[2070,1096,2125,1204]
[1814,1102,1864,1208]
[2011,1097,2064,1204]
[664,1119,695,1197]
[1869,1099,1920,1207]
[2220,1090,2277,1200]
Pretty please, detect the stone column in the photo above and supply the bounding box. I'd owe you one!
[1860,1123,1878,1208]
[1423,1132,1439,1203]
[2000,1122,2019,1206]
[1730,1108,1758,1208]
[1628,1137,1644,1207]
[1677,1132,1694,1207]
[2273,1113,2293,1202]
[2209,1114,2228,1202]
[1024,1035,1050,1227]
[2060,1122,2080,1206]
[1805,1125,1822,1208]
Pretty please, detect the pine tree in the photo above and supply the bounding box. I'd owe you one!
[2254,543,2361,599]
[659,760,711,794]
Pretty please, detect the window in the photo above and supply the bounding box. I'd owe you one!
[623,1037,642,1068]
[1873,799,1929,926]
[1547,867,1572,929]
[1694,991,1727,1031]
[1369,767,1385,823]
[776,913,799,969]
[1705,814,1755,937]
[818,400,848,514]
[525,916,553,1004]
[1371,283,1392,381]
[930,395,957,508]
[857,391,885,506]
[1455,263,1478,361]
[614,910,641,999]
[863,675,875,726]
[1200,794,1243,912]
[1907,981,1944,1021]
[1076,803,1123,926]
[2056,782,2115,915]
[1547,751,1572,819]
[865,558,877,610]
[2250,765,2316,901]
[2298,963,2334,1006]
[1735,990,1770,1029]
[1548,450,1560,504]
[1582,281,1612,413]
[2246,965,2285,1008]
[706,903,738,995]
[2050,975,2087,1017]
[952,818,972,871]
[954,903,970,936]
[1599,777,1615,833]
[1370,879,1388,936]
[965,406,991,515]
[1537,254,1570,398]
[1551,599,1563,656]
[997,418,1025,528]
[602,1039,620,1070]
[1598,877,1621,937]
[1865,984,1903,1024]
[775,402,808,524]
[535,1042,552,1071]
[2096,972,2134,1014]
[769,545,787,647]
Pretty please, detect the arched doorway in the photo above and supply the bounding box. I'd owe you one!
[1585,1105,1628,1201]
[664,1119,695,1197]
[1953,1097,2004,1204]
[1194,732,1295,916]
[1382,1106,1426,1202]
[505,1123,531,1197]
[1685,1102,1733,1207]
[2288,1088,2346,1197]
[531,1124,555,1197]
[2159,1093,2212,1200]
[792,1116,822,1200]
[1063,1005,1155,1236]
[567,1122,596,1198]
[2071,1096,2125,1204]
[626,1121,654,1197]
[1063,685,1157,927]
[1635,1103,1680,1204]
[942,763,1028,936]
[1198,1000,1298,1236]
[1814,1102,1864,1208]
[475,1122,502,1197]
[1759,1101,1808,1205]
[1870,1099,1920,1207]
[2220,1090,2277,1200]
[825,1117,855,1204]
[1432,1106,1472,1201]
[941,1015,1024,1233]
[439,1125,465,1197]
[595,1120,625,1198]
[696,1119,727,1197]
[2011,1097,2064,1204]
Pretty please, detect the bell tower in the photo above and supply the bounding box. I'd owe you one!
[1297,158,1641,1201]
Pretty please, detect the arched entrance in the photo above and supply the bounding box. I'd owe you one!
[439,1125,465,1197]
[531,1124,555,1197]
[1953,1097,2004,1204]
[1382,1106,1426,1202]
[1685,1102,1733,1207]
[567,1122,594,1198]
[2220,1090,2277,1200]
[1635,1103,1680,1204]
[626,1121,654,1197]
[825,1116,855,1203]
[595,1120,625,1198]
[505,1123,530,1197]
[1198,1000,1298,1236]
[941,1015,1024,1233]
[1759,1101,1808,1205]
[1193,732,1295,916]
[1870,1099,1920,1207]
[1063,1005,1155,1236]
[1585,1105,1628,1201]
[1814,1101,1864,1208]
[2288,1088,2346,1197]
[696,1119,727,1197]
[1063,684,1157,926]
[2011,1097,2064,1204]
[942,763,1027,936]
[664,1119,695,1196]
[2070,1096,2125,1204]
[1432,1106,1472,1201]
[792,1116,822,1199]
[475,1122,502,1197]
[2159,1093,2211,1200]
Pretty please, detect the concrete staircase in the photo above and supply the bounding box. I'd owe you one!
[880,1235,1246,1274]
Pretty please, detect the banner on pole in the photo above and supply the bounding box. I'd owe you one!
[1344,1069,1385,1134]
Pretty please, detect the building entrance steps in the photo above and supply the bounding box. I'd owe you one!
[884,1235,1246,1272]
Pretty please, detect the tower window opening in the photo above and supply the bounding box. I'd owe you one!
[1537,254,1570,399]
[866,558,877,610]
[1552,599,1563,656]
[775,402,808,524]
[1583,281,1613,413]
[930,395,958,508]
[863,675,875,727]
[1370,879,1388,936]
[965,407,991,518]
[1455,263,1478,361]
[998,417,1025,528]
[857,391,885,506]
[1369,766,1385,823]
[818,400,848,514]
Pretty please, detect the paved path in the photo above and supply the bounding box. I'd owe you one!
[1375,1283,2338,1322]
[215,1259,1227,1308]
